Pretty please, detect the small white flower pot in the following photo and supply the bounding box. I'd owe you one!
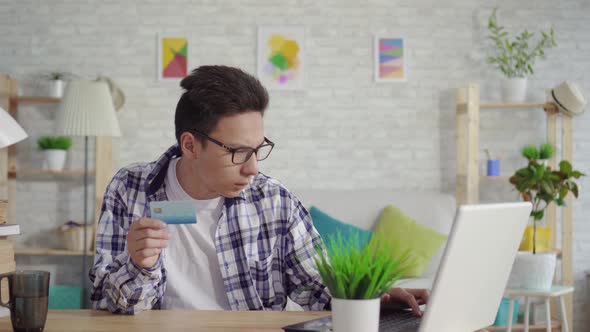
[501,77,528,103]
[43,149,67,171]
[507,251,556,290]
[331,298,380,332]
[48,79,65,98]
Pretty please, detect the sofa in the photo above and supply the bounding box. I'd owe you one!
[291,189,457,291]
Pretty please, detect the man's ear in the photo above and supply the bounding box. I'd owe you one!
[179,132,200,160]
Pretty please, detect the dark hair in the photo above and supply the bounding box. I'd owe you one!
[175,65,269,146]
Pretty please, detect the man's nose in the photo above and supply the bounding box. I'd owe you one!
[241,154,259,176]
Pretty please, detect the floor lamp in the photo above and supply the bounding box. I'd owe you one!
[56,81,121,308]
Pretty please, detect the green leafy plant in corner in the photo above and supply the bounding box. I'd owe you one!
[37,136,73,150]
[486,8,557,78]
[509,143,585,253]
[314,232,413,300]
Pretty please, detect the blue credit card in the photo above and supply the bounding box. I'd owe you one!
[149,200,196,224]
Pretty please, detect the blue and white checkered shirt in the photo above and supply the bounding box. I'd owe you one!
[89,145,331,314]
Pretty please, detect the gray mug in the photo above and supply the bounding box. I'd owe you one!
[0,270,50,332]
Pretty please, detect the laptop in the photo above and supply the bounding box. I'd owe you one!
[283,202,532,332]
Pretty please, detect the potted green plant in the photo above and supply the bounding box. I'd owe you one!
[37,136,73,171]
[486,8,557,103]
[40,72,76,98]
[507,143,584,289]
[314,233,411,332]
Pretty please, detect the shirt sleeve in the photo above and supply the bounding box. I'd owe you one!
[88,169,167,314]
[284,196,332,311]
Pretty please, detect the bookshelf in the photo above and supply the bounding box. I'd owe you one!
[456,82,575,329]
[0,74,114,257]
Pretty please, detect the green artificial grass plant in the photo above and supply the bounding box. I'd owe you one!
[37,136,73,150]
[314,232,413,300]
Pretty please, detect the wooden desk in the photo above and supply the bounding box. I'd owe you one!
[0,310,331,332]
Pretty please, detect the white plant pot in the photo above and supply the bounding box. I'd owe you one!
[43,149,67,171]
[501,77,528,103]
[48,79,65,98]
[331,298,380,332]
[507,251,556,290]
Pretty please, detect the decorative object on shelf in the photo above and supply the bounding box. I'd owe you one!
[0,224,20,236]
[486,8,557,102]
[549,81,586,116]
[56,80,121,307]
[257,26,305,90]
[94,76,126,112]
[157,35,188,81]
[37,136,72,171]
[314,232,411,332]
[58,221,94,252]
[49,285,82,309]
[507,143,584,290]
[493,297,518,326]
[374,36,407,82]
[485,149,501,176]
[40,72,76,98]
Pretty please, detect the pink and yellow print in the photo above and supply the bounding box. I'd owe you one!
[159,36,188,80]
[375,37,406,82]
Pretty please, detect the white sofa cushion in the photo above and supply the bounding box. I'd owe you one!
[291,189,456,278]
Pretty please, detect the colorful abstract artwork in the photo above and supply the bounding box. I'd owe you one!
[374,37,407,82]
[158,35,188,81]
[257,26,305,90]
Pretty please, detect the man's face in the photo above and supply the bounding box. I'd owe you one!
[181,111,265,199]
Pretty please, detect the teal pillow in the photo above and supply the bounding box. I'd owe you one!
[309,206,373,251]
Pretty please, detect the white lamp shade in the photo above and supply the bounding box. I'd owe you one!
[0,106,28,148]
[56,80,122,137]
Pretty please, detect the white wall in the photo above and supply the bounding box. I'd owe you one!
[1,0,589,328]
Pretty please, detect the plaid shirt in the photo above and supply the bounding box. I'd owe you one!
[89,145,331,314]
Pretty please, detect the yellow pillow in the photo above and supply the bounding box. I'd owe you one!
[373,205,447,277]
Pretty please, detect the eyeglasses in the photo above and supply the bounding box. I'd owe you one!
[191,130,275,165]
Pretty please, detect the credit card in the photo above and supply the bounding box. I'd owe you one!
[149,200,196,224]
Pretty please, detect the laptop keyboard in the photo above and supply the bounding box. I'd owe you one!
[379,310,421,332]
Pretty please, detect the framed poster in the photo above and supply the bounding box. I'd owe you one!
[257,26,305,90]
[158,34,189,81]
[374,36,407,82]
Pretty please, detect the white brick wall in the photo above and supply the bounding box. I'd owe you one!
[1,0,589,327]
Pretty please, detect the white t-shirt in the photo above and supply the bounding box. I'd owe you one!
[161,157,230,310]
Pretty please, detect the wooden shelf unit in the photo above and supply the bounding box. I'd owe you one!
[8,169,96,178]
[456,83,574,330]
[14,247,93,257]
[0,74,114,257]
[12,96,61,103]
[485,320,561,331]
[479,102,551,109]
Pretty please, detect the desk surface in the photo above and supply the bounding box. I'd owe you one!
[0,310,332,332]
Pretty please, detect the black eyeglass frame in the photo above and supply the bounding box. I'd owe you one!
[190,130,275,165]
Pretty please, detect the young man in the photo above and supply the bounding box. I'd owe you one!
[89,65,428,314]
